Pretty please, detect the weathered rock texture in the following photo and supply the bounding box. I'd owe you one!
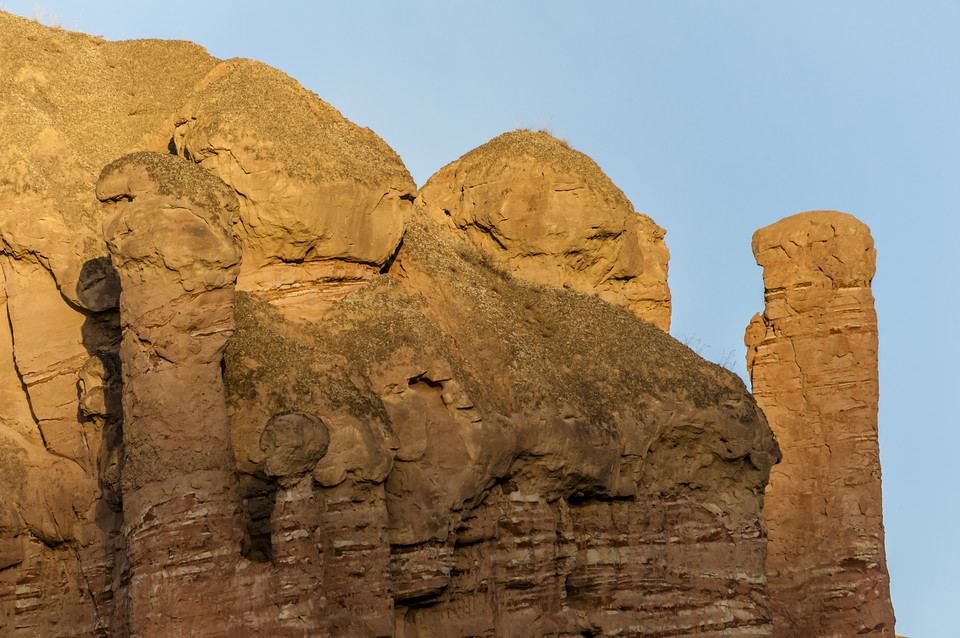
[0,10,786,637]
[172,58,416,323]
[222,206,779,636]
[418,130,671,332]
[100,152,245,635]
[745,211,895,636]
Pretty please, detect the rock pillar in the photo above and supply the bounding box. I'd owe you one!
[99,152,244,636]
[745,210,895,636]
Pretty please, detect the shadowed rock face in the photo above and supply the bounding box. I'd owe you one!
[100,152,244,636]
[745,211,895,637]
[222,206,779,636]
[0,10,788,638]
[418,130,672,332]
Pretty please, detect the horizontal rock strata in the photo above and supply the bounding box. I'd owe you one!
[0,10,784,637]
[223,208,779,636]
[745,210,895,636]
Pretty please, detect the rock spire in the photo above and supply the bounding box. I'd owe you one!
[745,210,895,636]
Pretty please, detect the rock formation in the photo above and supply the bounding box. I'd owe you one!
[99,152,245,635]
[221,205,779,636]
[0,9,899,637]
[418,130,671,332]
[172,58,416,323]
[745,211,895,636]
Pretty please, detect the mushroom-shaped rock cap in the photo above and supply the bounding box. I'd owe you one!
[173,58,414,268]
[418,130,671,331]
[98,151,241,287]
[260,411,330,486]
[752,210,876,290]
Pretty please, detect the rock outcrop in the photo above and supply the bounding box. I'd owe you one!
[745,211,895,636]
[222,206,779,636]
[172,58,417,323]
[418,130,671,331]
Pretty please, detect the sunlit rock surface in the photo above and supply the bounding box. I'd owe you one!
[418,130,671,332]
[746,210,896,637]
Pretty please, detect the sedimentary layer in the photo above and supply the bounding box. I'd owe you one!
[745,210,895,637]
[0,10,783,636]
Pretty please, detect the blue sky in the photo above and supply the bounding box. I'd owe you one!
[5,2,957,635]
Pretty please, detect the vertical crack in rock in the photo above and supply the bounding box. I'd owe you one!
[745,210,896,636]
[1,287,43,445]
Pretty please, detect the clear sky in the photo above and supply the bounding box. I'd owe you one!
[4,2,956,635]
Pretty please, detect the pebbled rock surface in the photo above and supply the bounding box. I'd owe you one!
[0,11,785,637]
[745,211,895,637]
[418,130,672,332]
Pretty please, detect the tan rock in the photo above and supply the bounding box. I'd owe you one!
[259,411,330,486]
[224,208,779,636]
[0,21,225,629]
[745,210,895,636]
[0,255,94,464]
[418,130,671,331]
[0,266,41,446]
[173,58,416,321]
[0,11,789,636]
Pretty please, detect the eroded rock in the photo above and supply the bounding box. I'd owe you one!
[173,58,416,322]
[100,151,244,636]
[260,411,330,486]
[224,207,779,636]
[745,210,895,637]
[1,11,794,637]
[418,130,671,331]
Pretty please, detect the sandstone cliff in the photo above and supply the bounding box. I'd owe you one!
[0,10,782,637]
[745,211,895,636]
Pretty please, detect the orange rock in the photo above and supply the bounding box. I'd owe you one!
[746,210,896,637]
[418,130,671,331]
[173,58,416,322]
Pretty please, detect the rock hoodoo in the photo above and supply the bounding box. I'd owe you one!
[745,211,895,636]
[99,152,245,635]
[418,130,672,331]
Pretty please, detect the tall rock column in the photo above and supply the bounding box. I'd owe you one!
[98,152,244,636]
[745,211,895,636]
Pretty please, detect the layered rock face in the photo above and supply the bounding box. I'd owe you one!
[223,208,779,636]
[0,11,786,637]
[418,131,671,332]
[99,152,245,635]
[745,211,895,636]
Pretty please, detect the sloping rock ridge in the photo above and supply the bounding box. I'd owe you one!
[0,10,896,638]
[745,211,895,636]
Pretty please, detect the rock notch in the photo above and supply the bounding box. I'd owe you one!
[745,210,895,636]
[418,130,671,331]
